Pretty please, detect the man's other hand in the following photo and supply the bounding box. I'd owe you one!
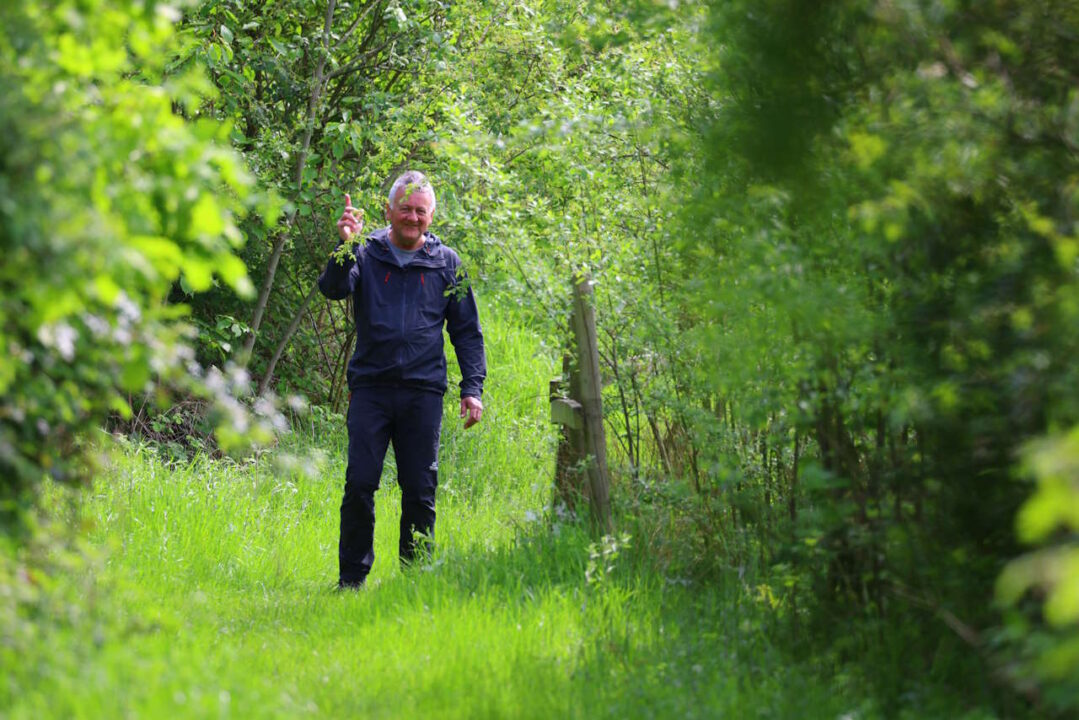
[460,396,483,429]
[337,192,364,243]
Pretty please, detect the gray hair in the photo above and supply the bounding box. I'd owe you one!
[387,171,436,210]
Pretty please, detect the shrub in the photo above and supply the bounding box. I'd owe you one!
[0,0,277,531]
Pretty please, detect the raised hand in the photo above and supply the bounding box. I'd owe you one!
[337,192,364,242]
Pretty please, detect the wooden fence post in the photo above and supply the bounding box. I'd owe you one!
[550,275,612,533]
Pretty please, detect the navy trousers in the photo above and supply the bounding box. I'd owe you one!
[339,385,443,586]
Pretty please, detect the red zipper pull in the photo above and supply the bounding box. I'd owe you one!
[420,273,425,285]
[384,271,390,283]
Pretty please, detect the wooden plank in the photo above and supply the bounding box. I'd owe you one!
[550,398,583,429]
[554,354,585,511]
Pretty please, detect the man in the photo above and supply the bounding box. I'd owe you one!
[318,170,486,589]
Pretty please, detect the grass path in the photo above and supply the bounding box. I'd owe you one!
[4,315,865,719]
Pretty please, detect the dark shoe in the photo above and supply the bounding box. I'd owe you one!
[335,579,364,592]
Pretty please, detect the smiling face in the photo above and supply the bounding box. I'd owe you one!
[386,185,435,250]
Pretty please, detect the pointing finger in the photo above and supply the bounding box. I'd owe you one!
[344,195,359,216]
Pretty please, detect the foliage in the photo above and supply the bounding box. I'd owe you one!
[0,0,278,529]
[678,0,1079,710]
[998,428,1079,709]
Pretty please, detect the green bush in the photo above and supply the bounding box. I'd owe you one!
[685,0,1079,709]
[0,0,277,530]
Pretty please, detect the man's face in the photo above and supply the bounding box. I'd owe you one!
[386,186,435,249]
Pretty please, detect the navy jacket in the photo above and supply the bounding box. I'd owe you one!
[317,228,486,398]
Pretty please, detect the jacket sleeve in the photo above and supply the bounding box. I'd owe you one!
[317,242,362,300]
[445,261,486,399]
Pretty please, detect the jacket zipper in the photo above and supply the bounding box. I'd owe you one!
[399,267,407,365]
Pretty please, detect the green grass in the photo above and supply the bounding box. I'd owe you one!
[4,314,893,719]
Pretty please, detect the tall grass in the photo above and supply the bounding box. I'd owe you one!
[4,312,913,719]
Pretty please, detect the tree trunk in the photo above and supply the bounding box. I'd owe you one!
[256,280,321,396]
[241,0,337,365]
[241,231,287,360]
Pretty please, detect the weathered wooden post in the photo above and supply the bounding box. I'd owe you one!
[550,275,612,533]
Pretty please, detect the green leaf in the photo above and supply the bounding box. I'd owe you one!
[190,195,226,238]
